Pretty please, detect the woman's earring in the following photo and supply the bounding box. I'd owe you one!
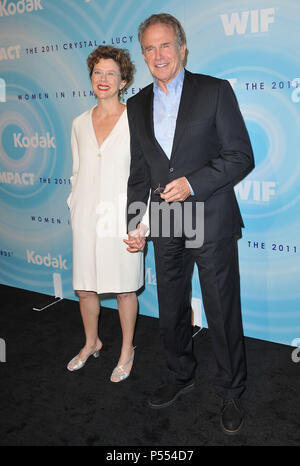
[119,85,126,102]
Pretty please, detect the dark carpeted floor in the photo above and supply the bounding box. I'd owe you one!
[0,284,299,447]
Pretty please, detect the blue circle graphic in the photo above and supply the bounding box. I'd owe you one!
[2,124,26,160]
[246,121,269,166]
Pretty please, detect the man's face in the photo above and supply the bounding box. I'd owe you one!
[142,23,186,89]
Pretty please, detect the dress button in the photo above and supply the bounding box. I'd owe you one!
[169,167,174,173]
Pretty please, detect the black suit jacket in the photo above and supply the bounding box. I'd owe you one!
[127,69,254,243]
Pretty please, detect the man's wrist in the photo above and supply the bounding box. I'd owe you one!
[185,177,194,196]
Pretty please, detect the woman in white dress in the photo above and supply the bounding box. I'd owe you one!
[67,46,147,381]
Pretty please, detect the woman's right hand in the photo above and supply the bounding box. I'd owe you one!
[123,223,148,252]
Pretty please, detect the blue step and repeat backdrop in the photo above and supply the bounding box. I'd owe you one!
[0,0,300,346]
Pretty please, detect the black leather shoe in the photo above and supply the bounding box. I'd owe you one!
[220,399,245,435]
[148,380,195,409]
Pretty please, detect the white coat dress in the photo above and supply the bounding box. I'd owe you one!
[67,106,145,294]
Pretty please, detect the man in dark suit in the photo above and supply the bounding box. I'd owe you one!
[124,13,254,434]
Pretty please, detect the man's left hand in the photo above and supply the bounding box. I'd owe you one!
[160,177,191,202]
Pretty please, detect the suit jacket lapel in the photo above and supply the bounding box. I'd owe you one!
[170,70,194,161]
[141,85,167,159]
[142,85,154,142]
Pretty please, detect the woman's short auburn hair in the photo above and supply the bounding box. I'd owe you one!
[87,45,135,94]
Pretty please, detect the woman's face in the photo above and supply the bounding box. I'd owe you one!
[91,58,126,101]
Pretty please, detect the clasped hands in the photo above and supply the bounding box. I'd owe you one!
[124,177,191,252]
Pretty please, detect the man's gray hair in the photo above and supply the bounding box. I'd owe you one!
[138,13,187,51]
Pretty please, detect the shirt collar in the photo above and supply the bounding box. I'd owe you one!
[153,67,185,95]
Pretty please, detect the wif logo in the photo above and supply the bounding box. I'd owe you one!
[235,180,276,202]
[0,77,6,102]
[221,8,275,36]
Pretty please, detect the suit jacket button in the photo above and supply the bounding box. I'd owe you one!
[169,168,174,173]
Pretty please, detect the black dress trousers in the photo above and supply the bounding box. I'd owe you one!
[152,235,247,400]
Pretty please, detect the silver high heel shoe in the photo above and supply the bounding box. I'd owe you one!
[67,341,102,372]
[110,347,136,383]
